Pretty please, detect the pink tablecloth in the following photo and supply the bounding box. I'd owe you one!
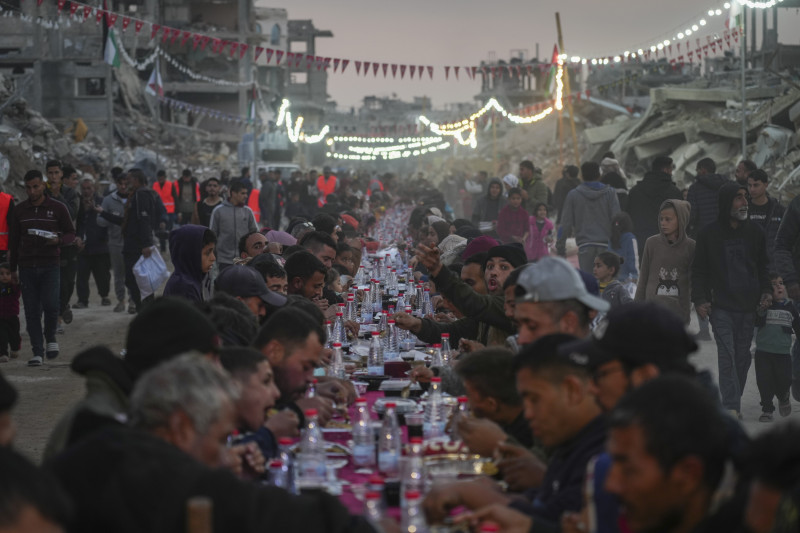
[329,391,409,518]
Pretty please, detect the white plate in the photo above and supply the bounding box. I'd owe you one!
[379,379,422,392]
[372,397,419,414]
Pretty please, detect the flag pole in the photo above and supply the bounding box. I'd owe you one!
[107,62,114,169]
[556,12,580,166]
[740,6,747,158]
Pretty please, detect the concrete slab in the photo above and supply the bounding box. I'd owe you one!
[652,86,783,104]
[584,118,637,144]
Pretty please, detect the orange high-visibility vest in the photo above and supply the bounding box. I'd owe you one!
[153,181,176,214]
[0,193,10,250]
[248,189,261,223]
[316,175,337,206]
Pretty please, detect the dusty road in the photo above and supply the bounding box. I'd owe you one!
[3,283,800,464]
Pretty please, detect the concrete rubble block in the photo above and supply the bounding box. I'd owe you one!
[753,125,797,169]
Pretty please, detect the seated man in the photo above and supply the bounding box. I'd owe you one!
[256,259,288,295]
[1,446,71,532]
[285,251,327,305]
[44,297,221,460]
[48,355,378,533]
[423,334,604,527]
[215,265,287,324]
[238,231,268,261]
[219,346,296,459]
[453,348,535,453]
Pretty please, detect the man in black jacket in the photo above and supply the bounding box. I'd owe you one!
[747,169,785,270]
[626,156,682,256]
[692,182,771,418]
[98,168,156,312]
[48,355,378,533]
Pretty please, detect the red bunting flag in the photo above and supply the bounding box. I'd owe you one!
[316,56,324,70]
[285,51,293,65]
[400,65,406,78]
[427,66,433,79]
[57,0,66,12]
[372,63,379,76]
[355,61,362,75]
[254,47,264,62]
[363,61,371,76]
[70,3,80,16]
[381,63,388,77]
[211,38,221,53]
[306,55,313,69]
[171,28,181,45]
[333,58,340,72]
[200,36,210,51]
[107,12,118,26]
[454,66,460,79]
[409,65,416,78]
[472,66,477,79]
[83,6,92,20]
[134,20,144,34]
[160,27,170,43]
[181,31,192,47]
[95,9,104,25]
[391,64,397,78]
[122,17,131,31]
[239,44,249,59]
[418,65,424,79]
[341,59,349,73]
[445,66,450,80]
[192,34,203,51]
[151,24,161,40]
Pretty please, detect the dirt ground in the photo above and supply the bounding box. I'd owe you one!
[4,261,800,465]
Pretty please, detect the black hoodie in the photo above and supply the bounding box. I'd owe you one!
[626,170,682,255]
[687,173,731,237]
[163,225,210,303]
[691,182,770,312]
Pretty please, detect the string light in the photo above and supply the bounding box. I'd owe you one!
[331,135,441,143]
[326,141,451,161]
[345,137,444,155]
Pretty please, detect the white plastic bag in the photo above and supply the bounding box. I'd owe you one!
[133,246,170,300]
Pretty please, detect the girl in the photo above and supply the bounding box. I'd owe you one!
[608,212,639,294]
[593,251,632,310]
[524,203,554,261]
[635,199,695,324]
[471,178,506,231]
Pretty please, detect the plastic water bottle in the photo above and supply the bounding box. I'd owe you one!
[324,321,333,349]
[441,333,452,364]
[430,343,443,367]
[387,269,398,296]
[385,320,400,361]
[413,285,424,317]
[361,244,369,267]
[396,292,406,312]
[352,397,375,467]
[361,287,374,323]
[277,437,298,494]
[401,305,416,351]
[378,402,401,479]
[421,288,433,317]
[368,331,384,375]
[298,409,326,486]
[268,459,287,488]
[450,396,469,441]
[355,265,367,285]
[401,437,426,509]
[306,378,317,398]
[364,491,384,526]
[402,490,428,533]
[345,293,358,321]
[372,279,383,314]
[425,377,444,438]
[332,311,347,347]
[330,342,346,380]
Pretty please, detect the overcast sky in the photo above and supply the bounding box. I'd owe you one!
[258,0,800,110]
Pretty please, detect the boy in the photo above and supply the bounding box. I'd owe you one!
[496,187,529,245]
[0,263,20,363]
[163,226,216,303]
[754,274,799,421]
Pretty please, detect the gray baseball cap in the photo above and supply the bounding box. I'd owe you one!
[216,265,287,308]
[515,256,610,312]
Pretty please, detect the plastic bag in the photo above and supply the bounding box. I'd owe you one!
[133,246,170,300]
[623,281,637,299]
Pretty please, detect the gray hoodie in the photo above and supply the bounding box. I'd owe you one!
[557,182,620,254]
[209,201,258,265]
[96,191,126,248]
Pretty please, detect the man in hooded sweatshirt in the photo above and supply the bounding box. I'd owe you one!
[635,199,696,324]
[210,180,258,272]
[687,157,731,238]
[557,162,621,273]
[626,156,682,256]
[692,182,771,419]
[163,225,216,303]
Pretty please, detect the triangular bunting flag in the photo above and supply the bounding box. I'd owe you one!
[150,24,161,40]
[229,42,239,57]
[122,17,131,31]
[400,65,406,79]
[363,61,371,76]
[95,10,103,25]
[83,6,93,20]
[472,66,477,79]
[70,3,80,16]
[134,20,144,34]
[445,66,450,80]
[181,31,191,46]
[355,61,362,75]
[382,63,388,77]
[418,65,424,79]
[391,64,397,78]
[372,63,379,76]
[315,56,323,70]
[333,58,340,72]
[409,65,416,78]
[57,0,66,12]
[240,44,249,59]
[427,66,433,79]
[192,34,203,50]
[160,27,170,44]
[275,50,284,64]
[107,13,118,27]
[454,66,460,79]
[255,47,264,62]
[200,36,210,51]
[341,59,349,73]
[324,57,331,70]
[285,52,293,65]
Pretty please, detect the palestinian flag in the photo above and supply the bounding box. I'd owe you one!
[104,29,121,67]
[545,44,560,98]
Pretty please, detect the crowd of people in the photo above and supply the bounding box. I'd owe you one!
[0,153,799,533]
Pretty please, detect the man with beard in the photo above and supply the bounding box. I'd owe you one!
[692,182,770,419]
[96,171,131,313]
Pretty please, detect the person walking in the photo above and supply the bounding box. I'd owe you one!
[45,160,79,330]
[557,162,621,272]
[73,178,111,309]
[152,170,176,253]
[692,182,771,419]
[0,186,15,263]
[626,156,682,256]
[209,180,258,272]
[96,171,131,313]
[9,170,76,366]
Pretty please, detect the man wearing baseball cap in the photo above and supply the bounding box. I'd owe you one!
[215,264,287,324]
[514,256,609,345]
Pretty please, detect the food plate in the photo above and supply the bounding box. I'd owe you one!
[372,397,419,415]
[350,373,390,391]
[379,379,423,398]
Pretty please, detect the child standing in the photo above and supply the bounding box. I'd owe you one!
[524,202,554,261]
[593,252,632,310]
[634,199,695,324]
[496,188,529,245]
[0,263,21,363]
[754,275,798,422]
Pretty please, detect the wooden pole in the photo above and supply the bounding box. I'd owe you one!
[555,12,581,166]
